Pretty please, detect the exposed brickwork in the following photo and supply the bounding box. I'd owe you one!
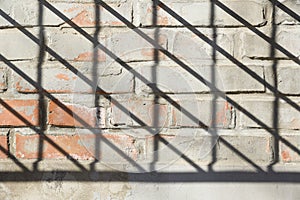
[15,133,93,159]
[0,100,39,127]
[0,135,8,159]
[48,101,105,128]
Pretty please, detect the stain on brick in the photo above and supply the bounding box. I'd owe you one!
[74,51,106,62]
[281,150,291,162]
[71,10,95,26]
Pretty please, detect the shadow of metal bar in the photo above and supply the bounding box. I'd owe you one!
[1,171,300,182]
[208,0,218,172]
[33,0,47,172]
[150,0,160,172]
[271,0,300,22]
[268,0,280,171]
[89,0,102,173]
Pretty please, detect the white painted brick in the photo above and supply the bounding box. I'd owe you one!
[171,97,234,128]
[12,61,133,94]
[170,30,234,61]
[107,29,168,62]
[238,27,300,59]
[0,29,40,60]
[110,96,170,128]
[238,96,300,130]
[48,29,106,61]
[218,134,272,163]
[274,1,300,25]
[279,98,300,130]
[145,129,215,165]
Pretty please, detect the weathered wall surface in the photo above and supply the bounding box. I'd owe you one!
[0,0,300,199]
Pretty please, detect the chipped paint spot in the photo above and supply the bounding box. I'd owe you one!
[72,10,95,26]
[158,16,168,25]
[75,51,105,61]
[282,150,292,162]
[56,73,70,81]
[64,6,79,13]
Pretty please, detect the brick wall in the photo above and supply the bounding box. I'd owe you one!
[0,0,299,173]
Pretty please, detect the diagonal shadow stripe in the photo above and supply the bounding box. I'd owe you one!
[271,0,300,22]
[219,137,264,172]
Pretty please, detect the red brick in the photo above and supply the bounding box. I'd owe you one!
[48,101,104,128]
[15,133,138,160]
[0,136,8,159]
[15,134,93,160]
[0,100,39,126]
[85,133,139,161]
